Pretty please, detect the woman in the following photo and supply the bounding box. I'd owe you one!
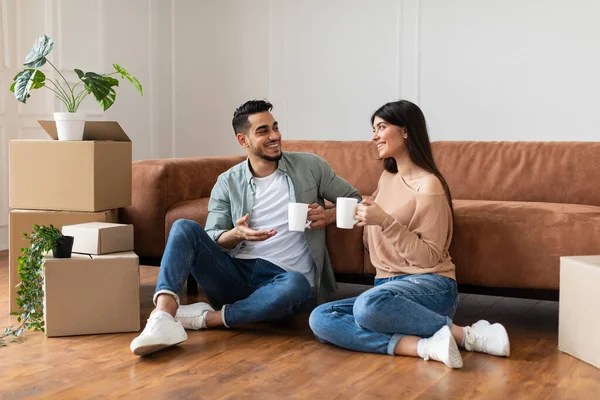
[309,100,510,368]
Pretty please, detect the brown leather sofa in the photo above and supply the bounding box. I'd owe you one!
[120,141,600,296]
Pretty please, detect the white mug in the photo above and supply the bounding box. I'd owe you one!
[288,203,312,232]
[336,197,359,229]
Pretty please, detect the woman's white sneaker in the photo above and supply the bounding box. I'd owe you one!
[130,310,188,356]
[417,325,464,368]
[463,320,510,357]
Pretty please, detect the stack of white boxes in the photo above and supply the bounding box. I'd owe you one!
[8,120,139,336]
[44,222,139,337]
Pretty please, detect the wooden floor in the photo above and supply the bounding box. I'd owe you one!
[1,251,599,399]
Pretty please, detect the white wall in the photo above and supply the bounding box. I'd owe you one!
[171,0,270,158]
[419,0,600,141]
[2,0,600,249]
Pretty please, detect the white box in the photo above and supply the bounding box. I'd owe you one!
[62,222,134,255]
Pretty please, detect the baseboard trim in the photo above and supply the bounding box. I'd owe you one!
[458,284,559,301]
[139,256,161,267]
[335,273,375,286]
[337,274,558,300]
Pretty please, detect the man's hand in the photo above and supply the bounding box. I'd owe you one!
[234,214,277,241]
[355,198,390,227]
[307,203,328,230]
[217,214,276,249]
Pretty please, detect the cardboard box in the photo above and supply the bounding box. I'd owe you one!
[9,121,132,212]
[62,222,134,255]
[43,251,140,337]
[8,209,119,313]
[559,256,600,369]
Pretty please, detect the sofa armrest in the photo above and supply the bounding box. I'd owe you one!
[120,156,244,259]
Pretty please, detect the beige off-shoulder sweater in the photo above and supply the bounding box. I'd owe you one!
[364,170,456,280]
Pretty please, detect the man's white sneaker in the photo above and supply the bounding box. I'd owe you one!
[130,310,188,356]
[463,320,510,357]
[417,325,463,369]
[176,302,215,330]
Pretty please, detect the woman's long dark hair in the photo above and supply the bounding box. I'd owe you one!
[371,100,454,217]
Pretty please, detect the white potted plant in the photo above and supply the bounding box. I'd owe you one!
[10,34,143,141]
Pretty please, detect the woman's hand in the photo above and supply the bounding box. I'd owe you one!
[355,198,390,227]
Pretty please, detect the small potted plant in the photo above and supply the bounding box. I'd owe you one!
[0,224,73,345]
[47,226,74,259]
[10,34,143,141]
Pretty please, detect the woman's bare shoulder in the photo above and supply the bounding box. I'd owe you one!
[418,175,445,195]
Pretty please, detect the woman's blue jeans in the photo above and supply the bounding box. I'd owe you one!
[309,274,458,355]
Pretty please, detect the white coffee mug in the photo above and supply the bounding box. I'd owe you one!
[288,203,312,232]
[336,197,359,229]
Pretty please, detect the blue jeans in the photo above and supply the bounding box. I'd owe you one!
[309,274,458,355]
[155,219,312,327]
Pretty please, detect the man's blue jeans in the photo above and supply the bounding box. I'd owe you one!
[309,274,458,355]
[155,219,312,327]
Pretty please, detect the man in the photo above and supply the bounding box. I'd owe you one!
[131,100,361,356]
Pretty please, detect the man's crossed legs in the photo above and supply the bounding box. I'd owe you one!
[131,219,311,356]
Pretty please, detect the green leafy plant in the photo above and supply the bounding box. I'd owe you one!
[10,34,143,112]
[1,225,65,346]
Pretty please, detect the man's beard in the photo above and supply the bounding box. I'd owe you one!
[258,152,283,162]
[250,142,283,161]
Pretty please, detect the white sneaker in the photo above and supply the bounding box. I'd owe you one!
[130,310,188,356]
[463,320,510,357]
[176,302,215,330]
[418,325,463,369]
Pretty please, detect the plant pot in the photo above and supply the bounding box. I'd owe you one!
[52,235,74,258]
[54,112,86,141]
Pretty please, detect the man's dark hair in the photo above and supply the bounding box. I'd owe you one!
[232,100,273,135]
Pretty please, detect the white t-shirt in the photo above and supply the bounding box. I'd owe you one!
[235,170,316,286]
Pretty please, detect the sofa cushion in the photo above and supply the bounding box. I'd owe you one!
[124,156,243,259]
[165,198,211,242]
[433,141,600,207]
[364,248,376,276]
[121,162,170,259]
[364,200,600,289]
[326,225,365,275]
[451,200,600,290]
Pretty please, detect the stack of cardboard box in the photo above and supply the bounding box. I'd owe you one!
[8,120,139,336]
[44,222,139,337]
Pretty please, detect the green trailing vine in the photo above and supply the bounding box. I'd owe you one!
[1,225,64,346]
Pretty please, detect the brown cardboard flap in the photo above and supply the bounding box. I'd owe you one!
[38,120,130,142]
